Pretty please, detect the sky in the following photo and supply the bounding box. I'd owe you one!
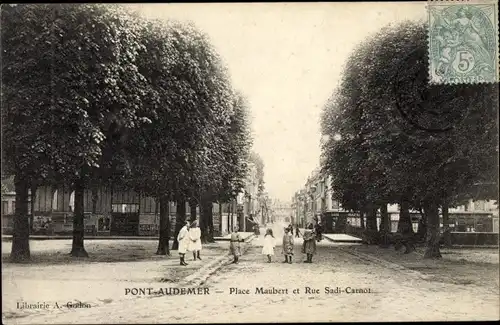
[128,2,427,202]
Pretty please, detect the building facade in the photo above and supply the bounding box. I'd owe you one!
[2,162,261,237]
[1,184,241,237]
[292,168,499,234]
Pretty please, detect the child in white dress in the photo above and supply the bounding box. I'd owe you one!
[189,220,202,261]
[261,228,276,263]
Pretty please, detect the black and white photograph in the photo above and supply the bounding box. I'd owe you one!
[1,2,499,323]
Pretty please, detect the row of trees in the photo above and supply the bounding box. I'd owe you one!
[249,151,265,195]
[2,4,253,262]
[320,22,498,258]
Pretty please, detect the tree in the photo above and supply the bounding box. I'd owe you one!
[213,93,253,233]
[126,19,240,249]
[2,4,158,259]
[249,152,265,195]
[160,22,236,245]
[320,21,498,258]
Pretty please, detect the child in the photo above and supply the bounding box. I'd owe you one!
[230,226,242,264]
[302,223,317,263]
[261,228,276,263]
[177,221,191,266]
[189,220,202,261]
[282,227,294,264]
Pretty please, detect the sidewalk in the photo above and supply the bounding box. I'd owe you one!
[2,233,255,241]
[2,235,161,241]
[322,233,363,243]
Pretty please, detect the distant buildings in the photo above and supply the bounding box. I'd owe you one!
[292,167,499,234]
[268,199,293,224]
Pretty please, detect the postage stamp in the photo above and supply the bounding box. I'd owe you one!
[428,0,499,84]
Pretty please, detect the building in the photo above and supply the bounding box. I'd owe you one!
[238,162,261,232]
[2,159,262,237]
[2,184,239,237]
[267,199,292,223]
[2,191,17,217]
[291,167,345,229]
[292,168,499,234]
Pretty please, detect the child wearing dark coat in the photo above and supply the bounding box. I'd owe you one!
[282,227,294,264]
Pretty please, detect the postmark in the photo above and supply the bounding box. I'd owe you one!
[428,0,499,84]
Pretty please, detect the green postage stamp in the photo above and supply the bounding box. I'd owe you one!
[428,0,499,84]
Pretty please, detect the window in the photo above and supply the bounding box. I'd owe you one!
[11,201,15,214]
[140,197,156,214]
[98,217,111,231]
[112,204,139,213]
[2,201,9,215]
[69,191,75,212]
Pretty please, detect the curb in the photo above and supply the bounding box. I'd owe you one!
[182,234,256,287]
[321,235,363,243]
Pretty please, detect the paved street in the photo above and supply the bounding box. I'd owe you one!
[4,221,498,324]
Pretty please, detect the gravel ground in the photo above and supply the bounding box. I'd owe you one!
[2,239,230,265]
[345,244,500,289]
[2,240,230,322]
[3,222,498,324]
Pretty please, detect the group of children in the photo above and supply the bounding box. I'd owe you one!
[227,223,318,264]
[176,220,203,266]
[261,224,317,264]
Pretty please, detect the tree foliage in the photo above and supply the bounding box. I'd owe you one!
[321,21,498,258]
[3,4,254,260]
[2,3,159,259]
[249,151,265,195]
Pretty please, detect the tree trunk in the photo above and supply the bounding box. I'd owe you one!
[366,206,378,231]
[423,201,442,259]
[156,195,171,255]
[227,201,232,234]
[359,211,365,229]
[238,207,244,232]
[398,200,414,234]
[379,204,390,248]
[218,202,223,235]
[395,199,416,254]
[200,198,210,244]
[29,182,36,234]
[91,185,98,214]
[417,211,427,242]
[207,201,215,242]
[364,205,378,244]
[189,199,197,223]
[442,201,452,247]
[71,177,88,257]
[171,199,186,250]
[10,175,30,262]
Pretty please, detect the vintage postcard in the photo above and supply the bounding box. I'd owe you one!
[1,2,499,324]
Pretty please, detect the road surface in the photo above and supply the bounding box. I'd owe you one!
[4,221,498,323]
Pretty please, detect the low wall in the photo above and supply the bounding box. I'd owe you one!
[450,232,499,246]
[344,227,499,247]
[345,226,365,238]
